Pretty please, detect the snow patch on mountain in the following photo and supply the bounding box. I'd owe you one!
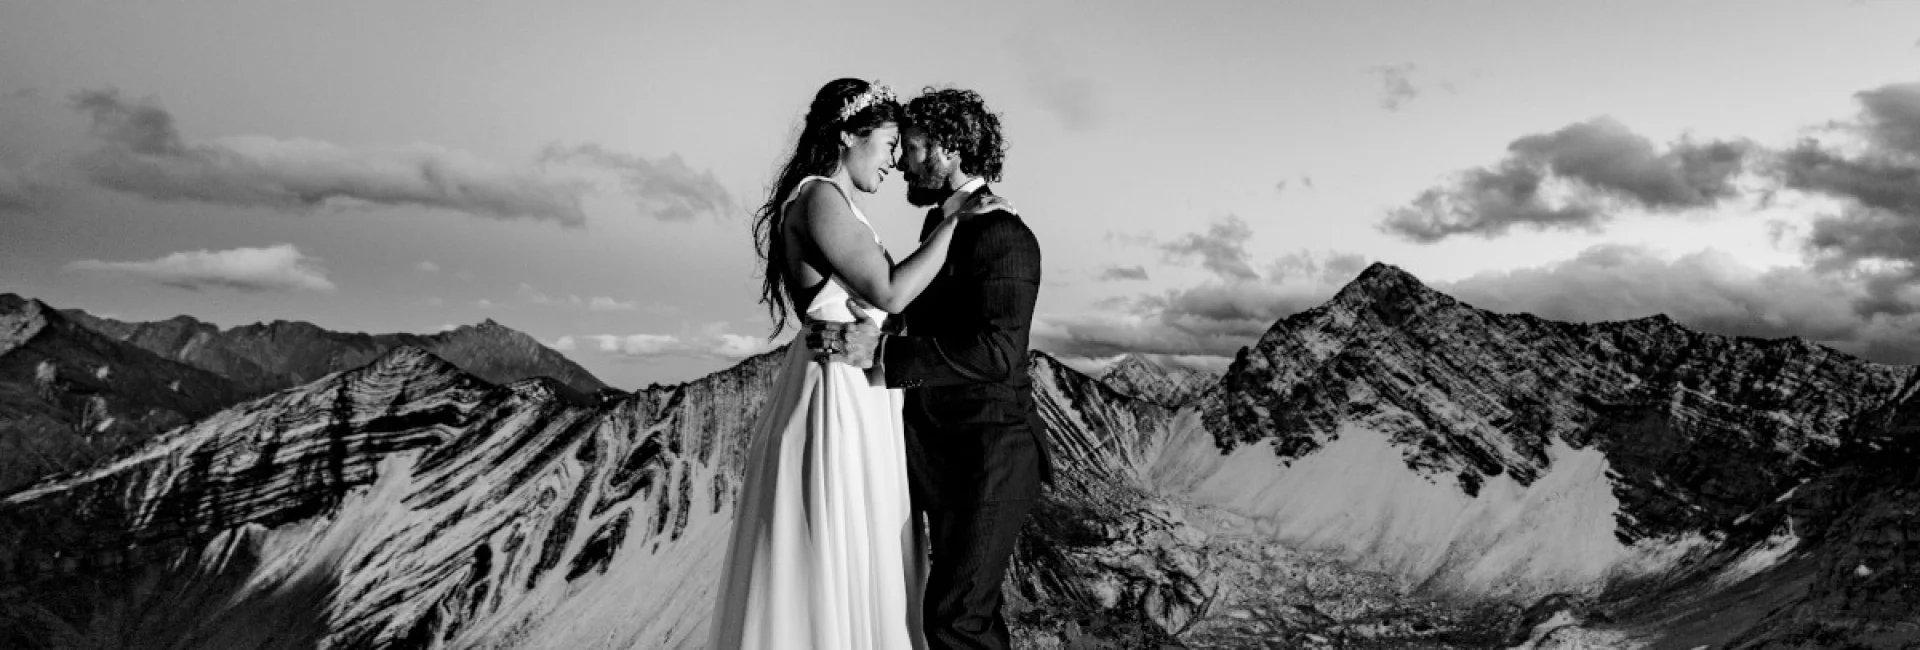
[1152,420,1706,598]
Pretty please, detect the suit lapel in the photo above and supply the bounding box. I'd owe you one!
[918,206,942,242]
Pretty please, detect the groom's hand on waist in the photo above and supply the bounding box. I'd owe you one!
[805,299,881,369]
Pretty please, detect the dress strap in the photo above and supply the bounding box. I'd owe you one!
[782,175,881,245]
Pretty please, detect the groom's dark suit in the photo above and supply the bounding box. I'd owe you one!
[880,184,1051,650]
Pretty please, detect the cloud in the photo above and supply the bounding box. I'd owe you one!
[584,323,782,361]
[1511,118,1753,209]
[539,144,734,221]
[1037,240,1369,360]
[1098,265,1149,281]
[1037,282,1331,359]
[416,261,440,273]
[1759,81,1920,313]
[1008,35,1106,131]
[552,335,577,351]
[476,299,495,309]
[587,296,638,311]
[1157,215,1259,280]
[67,88,586,225]
[1382,117,1754,242]
[1268,250,1370,285]
[66,243,335,293]
[0,167,37,212]
[517,282,640,311]
[1439,243,1920,364]
[1372,63,1421,111]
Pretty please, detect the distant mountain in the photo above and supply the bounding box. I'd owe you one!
[1099,353,1218,408]
[0,295,247,493]
[60,309,609,397]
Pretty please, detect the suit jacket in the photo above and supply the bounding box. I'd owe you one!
[881,185,1053,508]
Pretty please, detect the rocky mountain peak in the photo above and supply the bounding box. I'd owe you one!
[1317,262,1455,324]
[0,294,52,356]
[1099,353,1218,408]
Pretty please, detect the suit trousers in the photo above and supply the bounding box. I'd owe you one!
[920,498,1036,650]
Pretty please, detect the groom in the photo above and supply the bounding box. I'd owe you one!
[807,85,1051,650]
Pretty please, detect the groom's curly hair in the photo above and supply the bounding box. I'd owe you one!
[904,87,1006,182]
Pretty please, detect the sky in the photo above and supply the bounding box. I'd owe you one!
[4,1,1920,389]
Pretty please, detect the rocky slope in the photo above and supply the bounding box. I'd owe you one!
[1099,353,1219,408]
[0,344,1224,649]
[0,295,248,493]
[59,307,608,397]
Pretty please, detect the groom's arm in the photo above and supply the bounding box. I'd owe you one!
[880,213,1040,388]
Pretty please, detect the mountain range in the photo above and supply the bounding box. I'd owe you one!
[0,297,606,493]
[2,262,1917,648]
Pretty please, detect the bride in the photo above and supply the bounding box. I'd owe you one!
[707,78,1007,650]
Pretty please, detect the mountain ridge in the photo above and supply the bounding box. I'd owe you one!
[54,302,609,397]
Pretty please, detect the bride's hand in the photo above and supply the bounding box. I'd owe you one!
[964,193,1017,217]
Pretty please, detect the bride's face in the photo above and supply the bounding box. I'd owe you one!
[840,123,900,193]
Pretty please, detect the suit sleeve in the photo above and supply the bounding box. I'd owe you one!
[882,214,1040,388]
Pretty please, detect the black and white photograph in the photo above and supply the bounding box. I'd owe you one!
[4,1,1920,648]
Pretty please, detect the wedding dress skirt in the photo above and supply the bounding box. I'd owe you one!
[707,176,926,650]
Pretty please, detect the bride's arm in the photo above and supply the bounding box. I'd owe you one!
[802,182,958,314]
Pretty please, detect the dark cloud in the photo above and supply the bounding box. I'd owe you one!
[1372,63,1420,111]
[1779,144,1920,218]
[1775,82,1920,222]
[66,243,335,293]
[1157,215,1259,280]
[1098,265,1149,281]
[1382,117,1754,242]
[67,88,587,225]
[1510,118,1752,209]
[1854,82,1920,156]
[538,144,735,221]
[1380,162,1602,242]
[1768,82,1920,314]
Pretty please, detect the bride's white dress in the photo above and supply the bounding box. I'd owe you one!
[707,176,927,650]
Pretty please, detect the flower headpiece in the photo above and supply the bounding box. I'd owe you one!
[837,82,896,123]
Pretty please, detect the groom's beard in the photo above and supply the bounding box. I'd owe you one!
[903,158,955,208]
[905,177,947,208]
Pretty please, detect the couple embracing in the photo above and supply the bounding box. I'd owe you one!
[707,79,1054,650]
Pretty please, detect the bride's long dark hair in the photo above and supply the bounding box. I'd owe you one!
[753,78,902,338]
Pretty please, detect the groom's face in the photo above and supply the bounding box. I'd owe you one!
[898,127,953,208]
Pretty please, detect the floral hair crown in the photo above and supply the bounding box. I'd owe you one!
[837,82,896,123]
